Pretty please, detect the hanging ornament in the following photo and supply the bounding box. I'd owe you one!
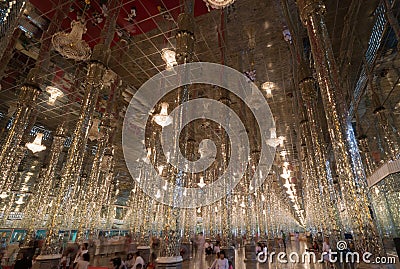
[204,0,235,10]
[197,176,206,188]
[153,103,173,127]
[52,20,92,61]
[45,86,63,105]
[161,49,177,70]
[25,133,46,153]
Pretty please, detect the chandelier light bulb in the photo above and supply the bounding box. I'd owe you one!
[0,192,9,199]
[261,81,276,98]
[153,103,173,127]
[197,176,206,188]
[26,133,46,153]
[161,48,177,70]
[46,86,63,105]
[197,207,201,213]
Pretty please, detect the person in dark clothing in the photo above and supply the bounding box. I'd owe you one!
[14,253,32,269]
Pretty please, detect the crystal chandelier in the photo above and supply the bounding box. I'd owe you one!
[204,0,235,9]
[261,81,276,98]
[52,20,91,61]
[197,176,206,188]
[45,86,63,105]
[153,103,173,127]
[25,133,46,153]
[161,49,177,70]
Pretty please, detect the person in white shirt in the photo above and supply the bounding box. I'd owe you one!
[73,243,89,267]
[209,251,229,269]
[75,253,90,269]
[322,237,333,269]
[133,251,145,269]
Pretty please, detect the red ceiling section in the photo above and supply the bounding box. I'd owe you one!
[29,0,209,47]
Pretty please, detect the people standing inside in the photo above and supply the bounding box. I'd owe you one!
[111,257,127,269]
[196,232,205,257]
[280,230,287,250]
[132,251,144,269]
[75,253,90,269]
[213,242,220,254]
[13,253,32,269]
[124,253,134,269]
[72,243,88,268]
[322,237,333,269]
[209,252,219,269]
[209,251,229,269]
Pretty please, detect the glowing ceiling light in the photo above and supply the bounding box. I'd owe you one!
[162,182,168,191]
[261,194,265,202]
[240,201,246,208]
[46,86,63,105]
[197,176,206,188]
[183,188,187,196]
[197,207,201,213]
[0,192,8,199]
[215,206,218,213]
[261,81,276,98]
[161,48,177,70]
[153,102,173,127]
[280,150,287,157]
[25,133,46,153]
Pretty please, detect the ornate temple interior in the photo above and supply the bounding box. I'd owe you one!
[0,0,399,268]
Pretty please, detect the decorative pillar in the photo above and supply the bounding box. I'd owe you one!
[75,72,116,242]
[297,0,383,253]
[22,123,66,242]
[0,82,40,193]
[383,0,400,50]
[298,63,341,237]
[0,28,21,80]
[0,0,26,61]
[371,90,399,160]
[156,13,195,269]
[39,0,121,261]
[0,0,71,196]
